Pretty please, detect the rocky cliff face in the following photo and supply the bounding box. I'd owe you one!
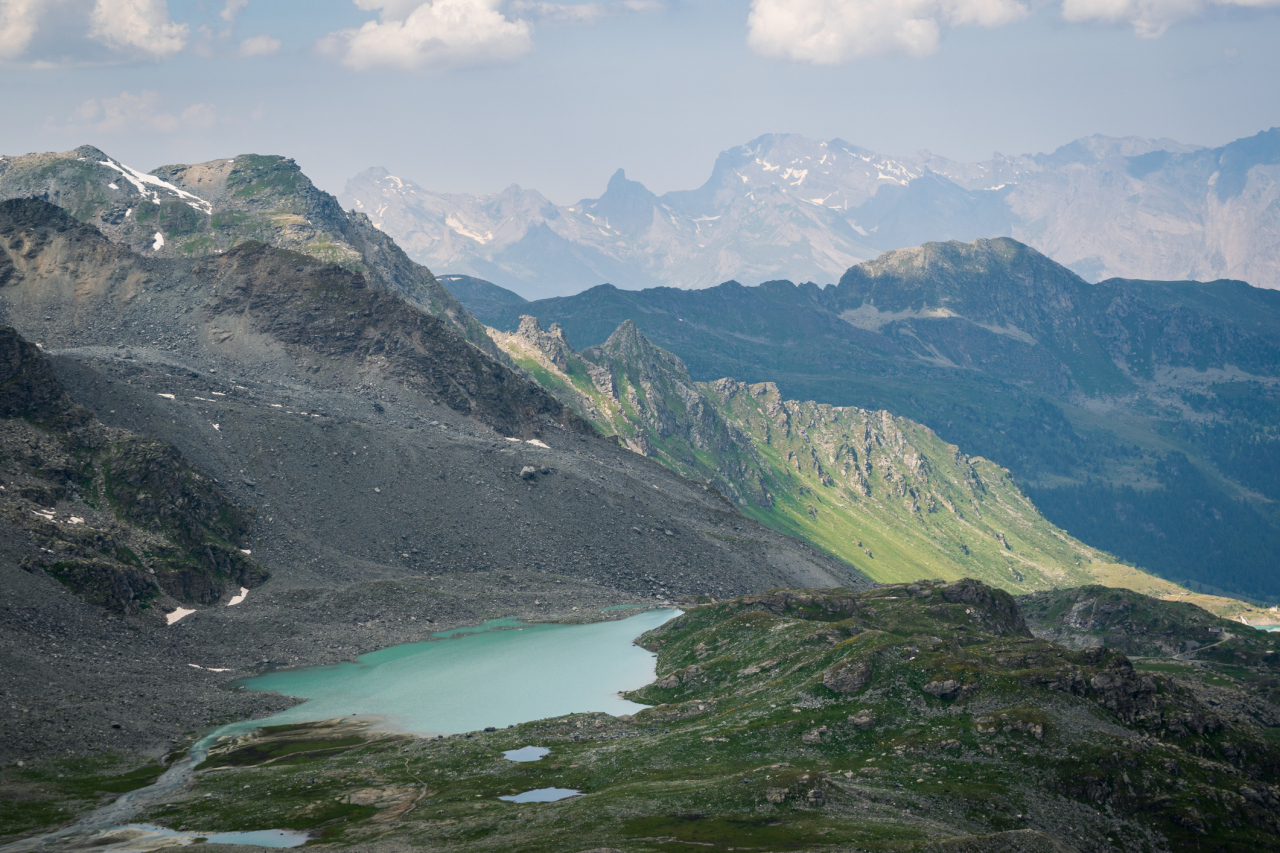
[489,315,1164,596]
[1021,585,1280,736]
[342,128,1280,297]
[0,324,262,615]
[581,320,745,465]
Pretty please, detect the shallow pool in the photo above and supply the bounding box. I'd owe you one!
[95,824,310,850]
[503,746,551,762]
[233,608,680,737]
[498,787,581,803]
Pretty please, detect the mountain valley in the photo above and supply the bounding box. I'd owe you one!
[0,192,865,776]
[0,144,1276,853]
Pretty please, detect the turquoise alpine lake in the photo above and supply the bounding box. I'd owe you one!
[232,608,681,736]
[0,610,678,852]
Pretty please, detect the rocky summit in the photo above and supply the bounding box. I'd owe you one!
[0,145,498,356]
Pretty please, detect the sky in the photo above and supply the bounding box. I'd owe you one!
[0,0,1278,204]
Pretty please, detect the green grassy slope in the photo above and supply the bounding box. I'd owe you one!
[490,316,1182,598]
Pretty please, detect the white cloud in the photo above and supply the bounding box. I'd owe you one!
[239,33,279,55]
[88,0,188,59]
[747,0,1028,63]
[509,1,663,25]
[1061,0,1280,38]
[0,0,44,60]
[221,0,248,24]
[60,90,216,133]
[321,0,532,70]
[747,0,1280,62]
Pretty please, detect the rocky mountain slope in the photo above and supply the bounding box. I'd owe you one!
[0,145,498,355]
[0,195,869,773]
[454,239,1280,601]
[491,315,1183,597]
[93,580,1280,853]
[0,324,263,615]
[341,127,1280,296]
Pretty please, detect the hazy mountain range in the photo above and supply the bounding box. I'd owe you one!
[341,127,1280,299]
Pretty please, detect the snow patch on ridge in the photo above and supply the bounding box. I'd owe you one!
[446,214,494,244]
[841,304,1038,344]
[99,159,213,214]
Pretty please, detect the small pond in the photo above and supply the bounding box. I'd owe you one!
[498,787,582,803]
[85,824,309,850]
[503,746,551,762]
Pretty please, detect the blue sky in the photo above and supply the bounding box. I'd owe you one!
[1,0,1278,203]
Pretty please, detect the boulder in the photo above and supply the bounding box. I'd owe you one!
[849,709,876,730]
[801,726,827,744]
[923,679,963,700]
[822,660,871,693]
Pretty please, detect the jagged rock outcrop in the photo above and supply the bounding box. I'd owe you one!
[822,659,871,693]
[344,129,1280,296]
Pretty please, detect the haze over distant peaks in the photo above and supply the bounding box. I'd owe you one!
[341,129,1280,299]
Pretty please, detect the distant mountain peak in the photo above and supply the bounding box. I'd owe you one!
[342,127,1280,296]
